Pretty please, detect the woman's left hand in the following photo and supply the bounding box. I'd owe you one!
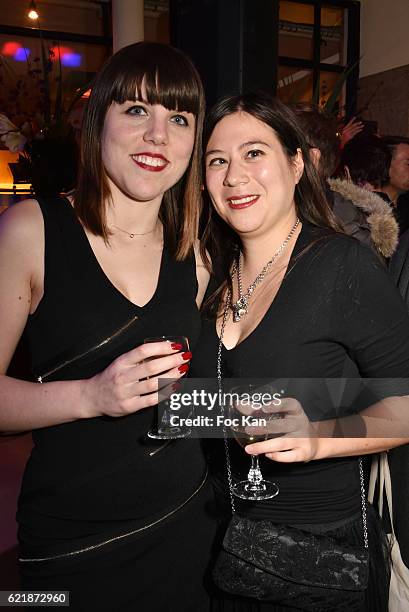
[244,397,320,462]
[339,116,364,149]
[245,436,320,463]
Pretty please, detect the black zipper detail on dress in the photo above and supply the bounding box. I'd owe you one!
[37,315,139,383]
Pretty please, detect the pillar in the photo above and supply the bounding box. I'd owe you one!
[112,0,144,52]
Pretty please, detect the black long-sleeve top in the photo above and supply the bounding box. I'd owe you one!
[191,223,409,524]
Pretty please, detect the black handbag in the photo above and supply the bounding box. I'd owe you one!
[213,290,370,611]
[213,510,369,611]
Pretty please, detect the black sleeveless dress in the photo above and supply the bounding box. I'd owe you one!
[18,197,216,611]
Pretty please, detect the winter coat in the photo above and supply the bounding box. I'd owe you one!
[390,229,409,302]
[328,178,399,260]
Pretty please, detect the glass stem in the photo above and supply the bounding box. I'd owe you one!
[247,454,262,485]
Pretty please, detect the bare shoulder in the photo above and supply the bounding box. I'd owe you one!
[0,199,44,300]
[0,199,43,241]
[193,240,211,307]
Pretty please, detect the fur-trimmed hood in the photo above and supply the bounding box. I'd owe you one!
[328,178,399,258]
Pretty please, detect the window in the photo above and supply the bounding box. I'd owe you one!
[277,0,360,116]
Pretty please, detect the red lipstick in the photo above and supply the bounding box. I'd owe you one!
[227,195,260,210]
[131,152,169,173]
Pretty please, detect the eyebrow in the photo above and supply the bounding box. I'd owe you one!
[123,98,148,105]
[205,140,272,157]
[122,99,191,116]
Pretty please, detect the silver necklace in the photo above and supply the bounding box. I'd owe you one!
[231,218,300,323]
[216,286,236,513]
[112,224,158,238]
[217,286,368,550]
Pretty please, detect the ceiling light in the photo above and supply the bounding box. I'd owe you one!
[28,0,39,20]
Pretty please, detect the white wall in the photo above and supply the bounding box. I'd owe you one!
[360,0,409,77]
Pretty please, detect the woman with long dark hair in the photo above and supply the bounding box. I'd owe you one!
[0,42,214,611]
[191,91,409,611]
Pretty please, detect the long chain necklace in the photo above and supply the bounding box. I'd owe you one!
[231,218,300,322]
[217,264,368,547]
[112,224,159,239]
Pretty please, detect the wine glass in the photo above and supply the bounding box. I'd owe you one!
[144,335,191,440]
[227,384,280,500]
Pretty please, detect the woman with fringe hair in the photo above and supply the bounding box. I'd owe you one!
[0,42,215,611]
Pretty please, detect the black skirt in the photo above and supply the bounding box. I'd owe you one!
[20,479,216,612]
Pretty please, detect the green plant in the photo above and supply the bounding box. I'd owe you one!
[312,58,360,115]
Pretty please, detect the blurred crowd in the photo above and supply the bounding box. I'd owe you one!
[293,105,409,262]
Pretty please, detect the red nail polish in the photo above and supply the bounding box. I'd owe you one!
[178,364,189,374]
[181,351,192,361]
[172,382,181,391]
[171,343,183,351]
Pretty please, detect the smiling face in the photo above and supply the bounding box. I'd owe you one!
[205,111,303,240]
[101,90,196,206]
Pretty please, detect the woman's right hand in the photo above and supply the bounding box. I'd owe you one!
[83,341,191,418]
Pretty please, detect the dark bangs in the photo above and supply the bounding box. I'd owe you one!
[74,42,204,257]
[107,42,203,117]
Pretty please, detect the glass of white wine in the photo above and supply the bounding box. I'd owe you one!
[227,384,280,501]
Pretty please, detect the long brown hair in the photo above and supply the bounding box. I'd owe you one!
[200,92,342,314]
[74,42,205,259]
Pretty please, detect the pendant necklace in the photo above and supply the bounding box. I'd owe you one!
[230,218,300,323]
[112,224,159,239]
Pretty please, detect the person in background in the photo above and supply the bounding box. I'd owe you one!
[331,134,398,260]
[340,133,391,190]
[292,104,398,261]
[381,136,409,235]
[291,102,340,180]
[0,42,215,611]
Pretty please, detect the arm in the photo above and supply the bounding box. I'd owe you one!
[315,436,409,458]
[247,241,409,461]
[246,437,409,463]
[0,202,190,433]
[244,393,409,462]
[246,422,409,464]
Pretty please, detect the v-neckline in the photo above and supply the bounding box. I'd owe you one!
[217,224,307,352]
[63,197,167,310]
